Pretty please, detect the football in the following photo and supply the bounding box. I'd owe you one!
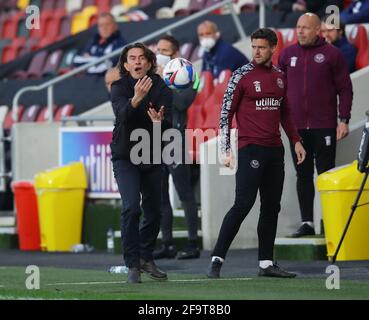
[162,57,195,89]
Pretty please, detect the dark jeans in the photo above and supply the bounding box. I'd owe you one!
[112,160,162,268]
[212,144,285,261]
[290,128,336,222]
[161,163,198,244]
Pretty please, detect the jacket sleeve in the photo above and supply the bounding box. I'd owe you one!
[110,82,137,124]
[278,49,288,73]
[280,97,301,145]
[172,87,196,112]
[333,50,353,120]
[219,72,243,154]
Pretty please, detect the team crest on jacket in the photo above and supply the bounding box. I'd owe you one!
[253,81,261,92]
[314,53,325,63]
[277,78,284,89]
[250,160,260,169]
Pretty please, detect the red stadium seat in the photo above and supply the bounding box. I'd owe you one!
[21,105,42,122]
[186,71,214,162]
[3,106,25,131]
[54,104,74,121]
[348,24,369,70]
[59,14,73,39]
[1,37,26,64]
[29,10,54,39]
[272,29,284,66]
[42,50,63,76]
[283,28,297,48]
[13,50,48,79]
[200,69,232,130]
[139,0,152,7]
[1,11,24,39]
[36,105,58,122]
[41,0,57,11]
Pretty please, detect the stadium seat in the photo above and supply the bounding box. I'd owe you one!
[66,0,83,12]
[96,0,112,13]
[180,43,195,61]
[123,0,139,9]
[41,0,57,11]
[111,4,127,18]
[55,0,66,9]
[3,106,25,131]
[42,50,63,76]
[83,0,96,6]
[186,71,214,162]
[283,28,297,48]
[0,106,9,128]
[13,50,48,79]
[1,12,24,39]
[200,69,232,130]
[71,5,98,34]
[29,10,54,39]
[172,0,191,16]
[54,104,74,121]
[348,24,369,70]
[16,17,30,38]
[204,0,223,14]
[36,105,57,122]
[272,29,284,66]
[0,38,11,62]
[21,105,42,122]
[18,37,38,56]
[1,37,26,64]
[44,9,66,41]
[139,0,152,6]
[17,0,30,10]
[58,48,78,74]
[59,14,73,39]
[187,71,214,129]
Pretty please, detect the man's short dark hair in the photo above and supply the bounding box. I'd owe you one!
[117,42,157,76]
[159,35,180,53]
[251,28,278,47]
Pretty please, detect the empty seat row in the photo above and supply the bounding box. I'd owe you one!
[1,104,75,131]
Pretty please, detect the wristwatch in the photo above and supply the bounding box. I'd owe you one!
[339,117,349,124]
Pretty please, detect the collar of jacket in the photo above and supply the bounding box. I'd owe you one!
[298,36,326,49]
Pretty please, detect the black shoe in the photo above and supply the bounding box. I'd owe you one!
[177,245,200,260]
[258,263,296,278]
[127,267,141,283]
[291,223,315,238]
[153,244,177,259]
[140,259,168,281]
[206,258,223,278]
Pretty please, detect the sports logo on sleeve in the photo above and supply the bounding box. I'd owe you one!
[290,56,298,67]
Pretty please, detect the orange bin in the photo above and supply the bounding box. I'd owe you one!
[12,181,41,250]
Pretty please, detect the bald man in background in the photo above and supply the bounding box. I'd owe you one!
[278,13,353,237]
[197,20,249,78]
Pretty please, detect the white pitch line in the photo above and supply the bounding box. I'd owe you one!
[46,278,252,286]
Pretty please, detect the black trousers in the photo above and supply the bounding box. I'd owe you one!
[290,128,336,222]
[161,163,198,244]
[112,160,162,268]
[212,144,285,261]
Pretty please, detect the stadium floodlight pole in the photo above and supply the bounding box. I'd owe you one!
[331,111,369,264]
[12,0,242,123]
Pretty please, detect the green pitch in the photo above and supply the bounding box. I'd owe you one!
[0,267,369,300]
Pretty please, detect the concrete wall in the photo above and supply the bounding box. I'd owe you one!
[12,123,60,181]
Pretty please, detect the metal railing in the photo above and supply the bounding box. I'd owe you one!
[11,0,246,123]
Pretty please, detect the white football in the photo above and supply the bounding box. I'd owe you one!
[163,57,195,89]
